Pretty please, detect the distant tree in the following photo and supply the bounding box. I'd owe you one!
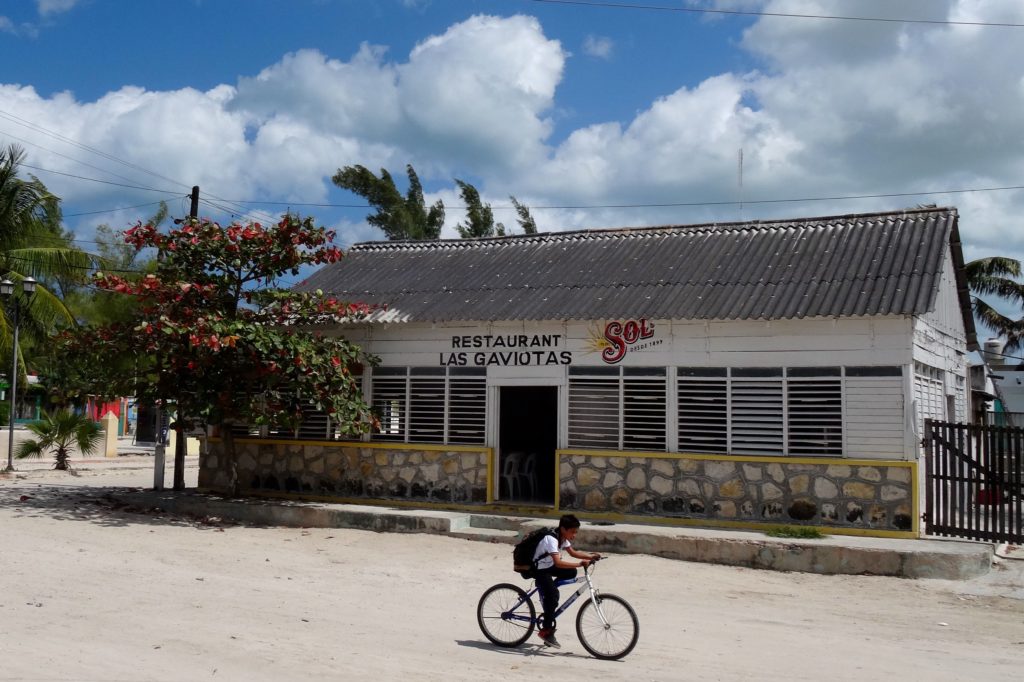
[50,214,377,491]
[966,256,1024,353]
[510,196,538,234]
[455,179,504,238]
[332,164,444,240]
[455,181,540,239]
[65,202,165,326]
[16,409,102,471]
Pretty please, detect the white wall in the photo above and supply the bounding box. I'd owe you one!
[344,317,914,369]
[913,249,969,431]
[332,315,916,460]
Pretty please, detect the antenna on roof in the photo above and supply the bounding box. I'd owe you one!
[737,148,744,222]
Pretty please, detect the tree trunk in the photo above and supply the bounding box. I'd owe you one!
[220,421,239,496]
[54,448,68,471]
[173,421,186,491]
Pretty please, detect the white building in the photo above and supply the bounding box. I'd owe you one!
[200,207,976,538]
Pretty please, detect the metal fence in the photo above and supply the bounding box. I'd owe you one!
[924,420,1023,544]
[985,411,1024,429]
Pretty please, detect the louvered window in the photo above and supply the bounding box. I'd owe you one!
[371,368,408,442]
[677,368,728,454]
[676,367,854,456]
[370,367,486,445]
[296,401,332,440]
[448,368,488,444]
[786,367,842,456]
[568,367,620,449]
[914,361,945,439]
[730,368,785,456]
[623,368,667,450]
[409,368,446,443]
[568,367,667,451]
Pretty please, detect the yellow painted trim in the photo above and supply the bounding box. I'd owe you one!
[210,436,489,454]
[910,460,920,536]
[557,448,914,469]
[486,449,494,503]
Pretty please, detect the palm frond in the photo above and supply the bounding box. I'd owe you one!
[3,246,95,282]
[14,437,45,460]
[965,257,1022,282]
[973,296,1017,337]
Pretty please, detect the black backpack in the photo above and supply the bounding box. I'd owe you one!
[512,527,558,576]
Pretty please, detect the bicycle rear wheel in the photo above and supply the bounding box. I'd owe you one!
[575,593,639,660]
[477,583,536,647]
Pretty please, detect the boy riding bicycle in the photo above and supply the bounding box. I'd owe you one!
[533,514,601,648]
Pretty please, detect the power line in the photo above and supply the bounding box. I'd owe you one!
[526,0,1024,28]
[0,108,273,224]
[0,109,194,192]
[20,163,183,194]
[222,183,1024,211]
[20,160,1024,214]
[64,200,174,218]
[2,252,144,275]
[0,129,160,190]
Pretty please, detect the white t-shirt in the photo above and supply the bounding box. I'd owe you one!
[533,533,571,570]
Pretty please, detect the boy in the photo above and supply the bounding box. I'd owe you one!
[532,514,601,648]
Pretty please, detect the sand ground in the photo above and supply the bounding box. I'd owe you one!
[0,457,1021,682]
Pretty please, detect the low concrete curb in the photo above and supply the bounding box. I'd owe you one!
[523,521,993,580]
[112,490,993,581]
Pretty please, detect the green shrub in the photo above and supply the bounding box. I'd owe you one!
[765,525,826,539]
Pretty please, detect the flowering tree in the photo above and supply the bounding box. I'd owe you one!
[52,214,378,491]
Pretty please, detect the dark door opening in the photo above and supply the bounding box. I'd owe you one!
[499,386,558,504]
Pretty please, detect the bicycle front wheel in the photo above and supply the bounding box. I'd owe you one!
[575,593,639,660]
[477,583,536,647]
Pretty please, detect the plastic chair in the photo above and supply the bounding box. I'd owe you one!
[501,451,524,500]
[522,452,538,500]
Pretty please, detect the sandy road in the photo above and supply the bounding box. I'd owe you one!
[0,466,1021,682]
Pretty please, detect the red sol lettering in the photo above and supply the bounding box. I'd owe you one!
[602,318,655,364]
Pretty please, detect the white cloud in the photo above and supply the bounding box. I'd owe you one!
[582,35,614,60]
[3,5,1024,270]
[230,15,565,174]
[0,16,14,33]
[523,0,1024,262]
[36,0,80,16]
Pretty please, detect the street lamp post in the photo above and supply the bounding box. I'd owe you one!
[2,276,37,472]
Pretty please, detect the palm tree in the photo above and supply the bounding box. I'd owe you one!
[16,409,103,470]
[0,144,92,367]
[966,257,1024,354]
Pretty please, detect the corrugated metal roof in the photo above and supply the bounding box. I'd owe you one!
[297,207,975,341]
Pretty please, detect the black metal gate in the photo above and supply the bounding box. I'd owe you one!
[924,420,1023,543]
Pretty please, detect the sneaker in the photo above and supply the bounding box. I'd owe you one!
[540,631,561,649]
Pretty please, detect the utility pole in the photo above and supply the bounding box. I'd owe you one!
[171,186,199,491]
[154,186,199,491]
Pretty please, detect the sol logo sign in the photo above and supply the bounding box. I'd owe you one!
[601,318,657,364]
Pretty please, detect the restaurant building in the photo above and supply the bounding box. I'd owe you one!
[199,206,976,538]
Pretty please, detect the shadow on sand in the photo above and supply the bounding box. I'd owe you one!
[0,479,233,531]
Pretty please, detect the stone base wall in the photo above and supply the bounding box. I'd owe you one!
[558,452,915,533]
[200,440,490,504]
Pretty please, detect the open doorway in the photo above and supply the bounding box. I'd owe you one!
[498,386,558,505]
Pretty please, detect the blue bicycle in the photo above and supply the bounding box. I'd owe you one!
[476,560,639,660]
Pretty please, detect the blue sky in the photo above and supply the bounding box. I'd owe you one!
[2,0,1024,307]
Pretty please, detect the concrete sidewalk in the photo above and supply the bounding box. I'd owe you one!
[109,488,996,581]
